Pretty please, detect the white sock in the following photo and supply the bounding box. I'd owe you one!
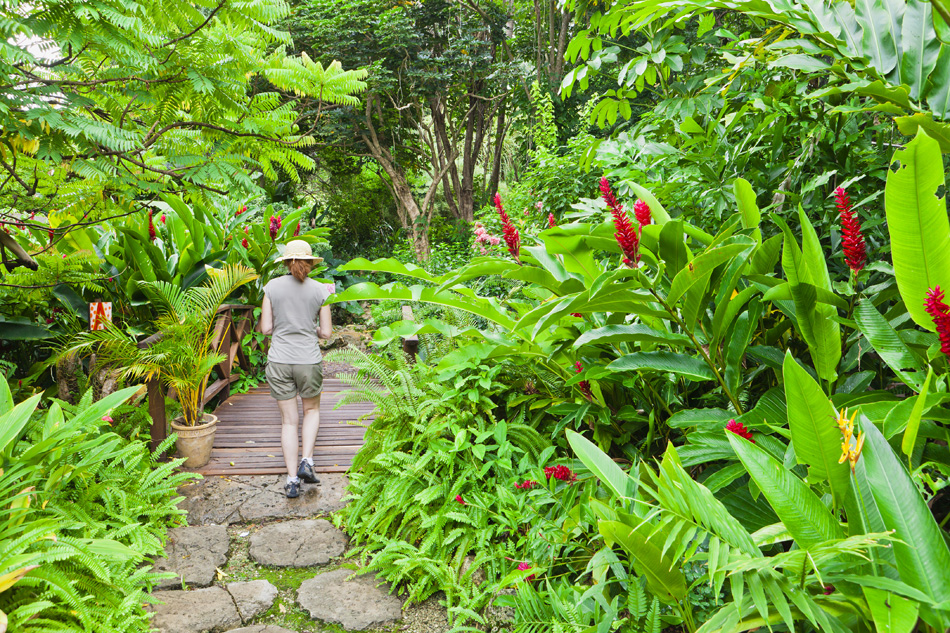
[287,476,299,485]
[303,457,313,466]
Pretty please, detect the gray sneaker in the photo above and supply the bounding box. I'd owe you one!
[284,480,300,498]
[297,459,320,484]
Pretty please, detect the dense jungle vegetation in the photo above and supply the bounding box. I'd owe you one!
[2,0,950,631]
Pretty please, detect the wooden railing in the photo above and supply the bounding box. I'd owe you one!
[141,304,258,452]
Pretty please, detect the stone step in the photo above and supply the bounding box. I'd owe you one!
[297,569,403,631]
[148,580,277,633]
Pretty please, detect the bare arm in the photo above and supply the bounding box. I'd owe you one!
[260,295,274,335]
[317,305,332,339]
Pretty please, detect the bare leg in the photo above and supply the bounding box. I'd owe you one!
[278,397,300,478]
[301,395,321,462]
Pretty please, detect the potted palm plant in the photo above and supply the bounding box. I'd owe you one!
[66,264,258,467]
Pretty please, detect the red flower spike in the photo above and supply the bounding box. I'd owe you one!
[47,229,54,242]
[517,562,536,582]
[493,193,521,264]
[835,187,866,274]
[925,286,950,358]
[236,204,246,217]
[514,480,538,490]
[160,213,166,225]
[574,361,593,400]
[269,215,281,240]
[600,177,639,267]
[455,495,466,505]
[293,222,300,237]
[147,210,156,242]
[634,199,651,227]
[570,313,582,318]
[726,419,755,443]
[548,213,556,228]
[241,238,249,249]
[544,465,578,483]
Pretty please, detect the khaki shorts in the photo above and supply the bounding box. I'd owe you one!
[265,361,324,400]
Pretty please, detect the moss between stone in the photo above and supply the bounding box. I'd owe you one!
[216,521,398,632]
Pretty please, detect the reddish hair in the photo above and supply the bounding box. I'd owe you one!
[285,259,313,282]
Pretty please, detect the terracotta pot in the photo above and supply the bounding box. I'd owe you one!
[171,413,218,468]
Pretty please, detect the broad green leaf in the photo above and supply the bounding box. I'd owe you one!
[855,0,899,75]
[0,377,11,416]
[863,587,920,633]
[885,128,950,330]
[783,351,850,509]
[599,520,687,603]
[658,219,691,276]
[0,321,53,341]
[778,217,841,380]
[927,46,950,119]
[0,395,41,454]
[733,177,761,242]
[668,240,753,306]
[607,352,714,381]
[337,257,442,283]
[853,300,925,390]
[900,0,941,99]
[901,367,932,462]
[762,281,848,310]
[331,282,516,330]
[574,324,690,349]
[860,416,950,603]
[727,433,843,548]
[895,112,950,152]
[567,429,638,500]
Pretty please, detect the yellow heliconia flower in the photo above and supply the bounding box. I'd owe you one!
[835,407,864,472]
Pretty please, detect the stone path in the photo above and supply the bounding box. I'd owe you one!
[148,475,453,633]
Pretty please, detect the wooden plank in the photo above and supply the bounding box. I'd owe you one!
[191,377,374,475]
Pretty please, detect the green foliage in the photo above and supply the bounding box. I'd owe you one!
[0,378,193,631]
[0,0,368,221]
[64,264,258,425]
[331,348,552,623]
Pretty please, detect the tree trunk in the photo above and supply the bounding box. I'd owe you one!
[360,95,431,261]
[487,99,507,200]
[552,10,571,81]
[431,96,464,220]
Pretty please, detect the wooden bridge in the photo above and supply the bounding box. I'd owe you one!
[187,378,374,476]
[143,304,375,476]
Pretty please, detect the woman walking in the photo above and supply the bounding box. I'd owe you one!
[260,240,333,498]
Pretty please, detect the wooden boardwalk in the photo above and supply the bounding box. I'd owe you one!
[188,378,374,476]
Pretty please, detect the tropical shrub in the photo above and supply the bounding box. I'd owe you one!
[0,380,192,632]
[330,123,950,629]
[329,348,553,623]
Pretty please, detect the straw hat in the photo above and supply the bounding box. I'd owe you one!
[275,239,323,263]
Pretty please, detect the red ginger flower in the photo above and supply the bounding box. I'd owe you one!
[835,187,866,274]
[600,177,639,267]
[634,199,651,227]
[47,228,54,242]
[517,562,536,582]
[160,213,166,225]
[237,204,246,216]
[148,210,156,242]
[726,419,755,443]
[544,464,577,483]
[548,213,556,228]
[455,494,466,505]
[925,286,950,358]
[241,238,249,249]
[493,193,521,264]
[293,222,300,237]
[574,361,593,400]
[514,480,538,490]
[269,215,282,240]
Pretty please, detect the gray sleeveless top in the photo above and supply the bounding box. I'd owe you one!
[263,275,331,364]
